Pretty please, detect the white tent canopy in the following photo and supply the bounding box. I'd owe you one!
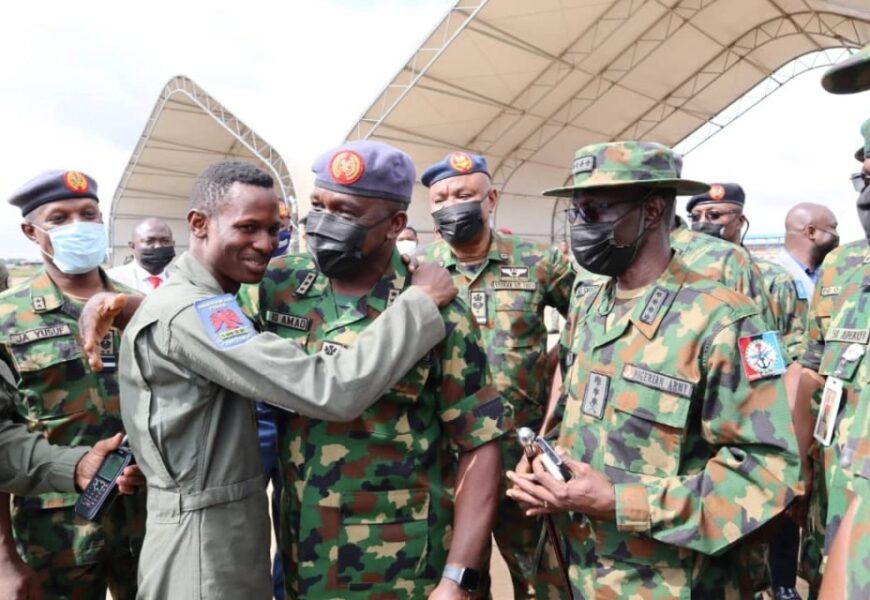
[108,76,296,266]
[347,0,870,242]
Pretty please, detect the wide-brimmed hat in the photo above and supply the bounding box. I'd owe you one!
[822,44,870,95]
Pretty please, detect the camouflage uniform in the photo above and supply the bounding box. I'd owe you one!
[418,231,574,596]
[0,269,144,599]
[670,217,777,330]
[246,250,510,599]
[754,258,806,362]
[0,360,89,496]
[557,255,800,598]
[798,241,869,593]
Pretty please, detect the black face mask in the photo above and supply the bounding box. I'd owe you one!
[858,186,870,244]
[304,211,390,279]
[433,199,485,245]
[570,203,646,277]
[138,246,175,274]
[690,221,726,239]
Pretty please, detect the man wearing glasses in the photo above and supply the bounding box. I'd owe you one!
[506,140,800,598]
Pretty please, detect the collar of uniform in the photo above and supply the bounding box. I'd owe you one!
[595,254,686,340]
[669,216,692,253]
[172,252,226,295]
[27,267,125,313]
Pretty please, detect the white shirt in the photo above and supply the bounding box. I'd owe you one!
[107,261,173,294]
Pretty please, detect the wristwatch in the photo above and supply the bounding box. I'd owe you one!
[442,564,481,592]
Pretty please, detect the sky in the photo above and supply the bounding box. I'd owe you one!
[0,0,867,260]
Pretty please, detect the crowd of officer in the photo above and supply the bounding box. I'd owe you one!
[0,44,868,600]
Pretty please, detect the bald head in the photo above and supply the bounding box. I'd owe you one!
[784,202,838,268]
[130,217,176,274]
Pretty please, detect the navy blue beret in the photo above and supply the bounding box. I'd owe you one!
[312,141,415,204]
[686,183,745,213]
[9,170,99,216]
[421,151,490,188]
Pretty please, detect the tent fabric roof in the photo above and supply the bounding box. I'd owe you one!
[108,76,296,266]
[348,0,870,241]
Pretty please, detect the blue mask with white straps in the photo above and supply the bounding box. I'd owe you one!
[40,221,108,274]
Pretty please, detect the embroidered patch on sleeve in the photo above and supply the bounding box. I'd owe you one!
[195,294,256,350]
[738,331,787,381]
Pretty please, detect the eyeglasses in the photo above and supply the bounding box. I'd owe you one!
[850,172,870,193]
[565,196,646,225]
[687,209,741,223]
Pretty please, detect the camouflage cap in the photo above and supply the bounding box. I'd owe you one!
[822,44,870,95]
[542,141,709,197]
[856,117,870,163]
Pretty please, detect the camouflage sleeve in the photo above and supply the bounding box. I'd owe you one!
[721,251,777,330]
[544,246,575,317]
[613,313,800,555]
[0,360,87,495]
[236,282,263,327]
[769,276,805,362]
[437,303,511,453]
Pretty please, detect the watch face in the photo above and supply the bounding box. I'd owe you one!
[459,568,481,591]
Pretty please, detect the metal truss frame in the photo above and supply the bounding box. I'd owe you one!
[109,75,297,250]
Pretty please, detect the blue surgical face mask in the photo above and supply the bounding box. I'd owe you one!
[37,221,108,274]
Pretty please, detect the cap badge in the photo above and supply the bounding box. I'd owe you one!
[572,155,595,175]
[449,152,473,173]
[329,151,365,185]
[63,171,89,193]
[709,184,725,201]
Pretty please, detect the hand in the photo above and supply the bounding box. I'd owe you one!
[0,555,42,600]
[410,263,457,308]
[514,454,532,476]
[79,293,127,372]
[506,452,616,520]
[401,253,420,272]
[75,434,145,494]
[428,578,470,600]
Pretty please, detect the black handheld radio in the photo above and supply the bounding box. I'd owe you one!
[74,437,135,522]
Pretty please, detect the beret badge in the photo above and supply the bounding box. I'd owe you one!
[329,150,365,185]
[64,171,89,193]
[448,152,473,173]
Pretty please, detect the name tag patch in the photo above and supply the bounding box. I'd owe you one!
[821,286,841,297]
[826,327,870,345]
[738,331,787,381]
[500,266,529,280]
[622,364,694,399]
[265,311,310,332]
[195,294,256,350]
[321,341,346,356]
[492,281,536,291]
[582,372,610,419]
[10,324,73,345]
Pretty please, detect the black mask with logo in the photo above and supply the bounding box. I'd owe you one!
[570,203,646,277]
[433,199,485,245]
[138,246,175,275]
[690,221,726,239]
[304,211,391,279]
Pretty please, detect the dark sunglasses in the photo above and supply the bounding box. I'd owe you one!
[687,209,741,223]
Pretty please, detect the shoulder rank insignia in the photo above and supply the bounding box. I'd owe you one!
[738,331,787,381]
[640,287,669,324]
[195,294,256,350]
[295,272,317,296]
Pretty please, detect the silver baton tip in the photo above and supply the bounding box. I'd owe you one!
[517,427,536,446]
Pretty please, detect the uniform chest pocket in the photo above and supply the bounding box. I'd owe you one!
[604,384,692,479]
[9,335,89,419]
[492,290,541,348]
[819,341,866,382]
[337,488,430,590]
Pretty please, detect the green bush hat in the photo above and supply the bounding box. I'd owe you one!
[822,44,870,95]
[542,140,709,197]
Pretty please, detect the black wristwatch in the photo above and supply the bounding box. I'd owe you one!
[442,564,481,592]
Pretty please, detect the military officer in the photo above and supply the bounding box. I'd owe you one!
[415,151,574,597]
[243,141,510,599]
[115,160,457,599]
[506,141,800,598]
[0,171,145,600]
[814,41,870,598]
